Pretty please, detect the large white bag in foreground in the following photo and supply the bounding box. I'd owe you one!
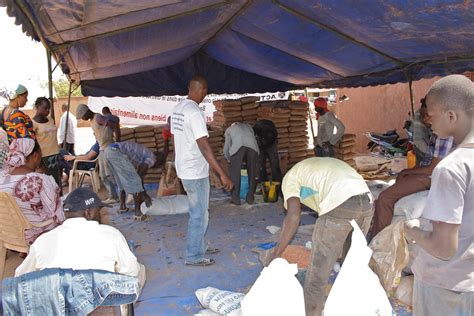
[324,220,393,316]
[241,258,305,316]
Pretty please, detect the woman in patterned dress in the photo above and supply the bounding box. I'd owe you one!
[0,138,65,245]
[0,84,35,142]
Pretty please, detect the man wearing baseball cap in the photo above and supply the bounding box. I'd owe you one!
[313,97,345,157]
[15,188,146,288]
[76,104,148,220]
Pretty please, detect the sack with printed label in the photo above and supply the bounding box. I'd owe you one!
[195,287,244,316]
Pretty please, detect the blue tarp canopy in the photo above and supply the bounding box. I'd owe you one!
[2,0,474,96]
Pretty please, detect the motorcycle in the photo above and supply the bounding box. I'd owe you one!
[365,122,412,158]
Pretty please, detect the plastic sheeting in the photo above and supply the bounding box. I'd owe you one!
[2,0,474,96]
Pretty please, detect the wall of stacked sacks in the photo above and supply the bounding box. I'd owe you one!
[120,96,355,188]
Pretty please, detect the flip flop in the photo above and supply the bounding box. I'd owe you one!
[205,248,220,255]
[185,258,215,266]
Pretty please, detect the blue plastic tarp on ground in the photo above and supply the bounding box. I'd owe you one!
[1,0,473,96]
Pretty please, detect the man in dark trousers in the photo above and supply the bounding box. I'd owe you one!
[224,122,260,205]
[253,119,282,183]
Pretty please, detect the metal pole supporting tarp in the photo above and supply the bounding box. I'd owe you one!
[305,88,317,153]
[408,77,415,120]
[62,80,73,150]
[47,49,55,123]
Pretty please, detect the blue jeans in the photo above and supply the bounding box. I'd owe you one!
[2,268,139,316]
[181,177,210,263]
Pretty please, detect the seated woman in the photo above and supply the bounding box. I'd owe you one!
[0,138,65,245]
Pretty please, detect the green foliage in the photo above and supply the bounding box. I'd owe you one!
[53,79,82,97]
[41,79,82,97]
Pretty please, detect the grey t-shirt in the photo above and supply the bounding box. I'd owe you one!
[223,122,260,161]
[412,146,474,292]
[316,112,345,146]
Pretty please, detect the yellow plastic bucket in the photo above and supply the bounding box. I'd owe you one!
[263,181,280,202]
[407,150,416,169]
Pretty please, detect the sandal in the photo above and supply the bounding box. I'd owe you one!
[185,258,215,266]
[205,247,220,255]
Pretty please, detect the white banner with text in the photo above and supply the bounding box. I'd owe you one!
[88,92,289,126]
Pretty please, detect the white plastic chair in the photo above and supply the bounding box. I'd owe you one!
[68,157,100,193]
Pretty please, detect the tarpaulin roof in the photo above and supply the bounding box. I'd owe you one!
[2,0,474,96]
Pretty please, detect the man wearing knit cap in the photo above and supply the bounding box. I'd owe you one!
[313,97,345,157]
[76,104,148,221]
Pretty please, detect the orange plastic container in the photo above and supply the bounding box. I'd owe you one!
[407,150,416,168]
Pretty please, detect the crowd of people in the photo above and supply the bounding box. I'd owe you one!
[0,74,472,315]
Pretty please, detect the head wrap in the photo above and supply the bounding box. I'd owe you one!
[3,138,36,173]
[314,97,329,119]
[10,84,28,100]
[0,85,27,101]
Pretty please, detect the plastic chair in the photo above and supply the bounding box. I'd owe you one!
[68,157,100,193]
[0,192,53,279]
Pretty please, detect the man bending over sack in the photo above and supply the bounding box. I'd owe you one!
[224,122,259,205]
[112,140,168,210]
[263,157,373,315]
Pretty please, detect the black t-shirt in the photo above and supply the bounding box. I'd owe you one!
[253,119,278,149]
